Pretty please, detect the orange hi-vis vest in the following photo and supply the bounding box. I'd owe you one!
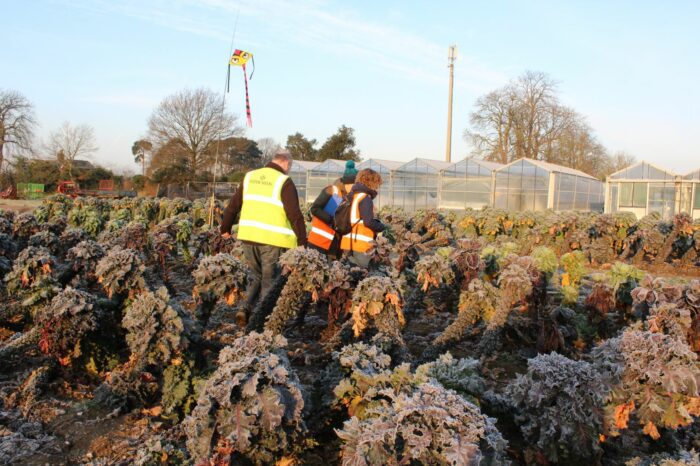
[340,192,375,253]
[308,186,341,251]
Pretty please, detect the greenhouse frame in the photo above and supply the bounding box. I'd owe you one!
[289,160,319,203]
[493,158,604,212]
[305,159,347,203]
[604,161,697,220]
[356,158,404,209]
[438,158,503,210]
[392,158,454,211]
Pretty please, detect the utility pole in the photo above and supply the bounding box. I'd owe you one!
[445,44,457,163]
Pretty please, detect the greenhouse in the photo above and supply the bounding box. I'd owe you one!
[305,159,346,203]
[438,158,503,210]
[685,169,700,219]
[392,158,454,211]
[289,160,319,203]
[356,158,404,209]
[290,155,609,213]
[605,161,679,219]
[494,158,604,212]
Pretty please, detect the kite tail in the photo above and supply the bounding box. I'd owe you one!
[243,65,253,128]
[243,64,252,127]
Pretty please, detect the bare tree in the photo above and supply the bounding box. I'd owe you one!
[603,151,637,177]
[465,70,618,177]
[0,89,37,171]
[45,122,98,179]
[256,137,282,164]
[147,88,241,179]
[131,139,153,177]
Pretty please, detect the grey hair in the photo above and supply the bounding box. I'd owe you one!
[272,150,293,165]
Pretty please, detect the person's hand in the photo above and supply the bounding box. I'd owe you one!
[221,232,231,239]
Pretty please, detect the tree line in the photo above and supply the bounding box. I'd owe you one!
[464,71,635,178]
[1,71,635,192]
[139,87,360,185]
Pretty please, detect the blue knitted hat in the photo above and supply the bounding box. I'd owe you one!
[342,160,358,182]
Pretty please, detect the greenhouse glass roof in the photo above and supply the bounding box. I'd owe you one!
[608,161,677,181]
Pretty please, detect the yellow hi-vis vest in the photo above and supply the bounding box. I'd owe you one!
[237,167,298,249]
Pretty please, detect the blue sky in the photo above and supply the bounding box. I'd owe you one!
[2,0,698,174]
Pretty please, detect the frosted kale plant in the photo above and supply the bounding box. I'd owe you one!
[0,233,17,284]
[4,246,61,315]
[592,329,700,439]
[450,239,485,289]
[433,278,499,347]
[100,287,196,414]
[414,252,455,292]
[27,230,60,255]
[12,212,39,243]
[192,253,249,306]
[95,248,146,299]
[35,287,100,366]
[415,352,486,402]
[336,382,507,466]
[332,342,414,419]
[626,451,700,466]
[265,247,330,335]
[98,221,149,252]
[632,276,684,309]
[349,276,405,345]
[184,331,309,465]
[65,240,106,283]
[477,262,535,353]
[508,352,607,463]
[123,287,190,371]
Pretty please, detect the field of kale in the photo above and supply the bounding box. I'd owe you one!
[2,194,700,465]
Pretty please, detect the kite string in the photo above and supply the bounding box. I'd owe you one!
[209,4,241,228]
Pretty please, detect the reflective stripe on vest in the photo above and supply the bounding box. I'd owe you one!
[308,185,342,251]
[237,167,298,249]
[340,192,375,253]
[308,216,336,250]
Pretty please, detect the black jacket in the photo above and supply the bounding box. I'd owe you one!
[220,162,307,246]
[349,182,385,233]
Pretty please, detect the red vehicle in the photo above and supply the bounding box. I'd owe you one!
[56,180,136,199]
[0,185,17,199]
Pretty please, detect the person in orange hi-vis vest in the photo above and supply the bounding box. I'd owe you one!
[340,168,386,267]
[308,160,357,259]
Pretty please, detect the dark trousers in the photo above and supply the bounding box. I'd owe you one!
[242,243,284,310]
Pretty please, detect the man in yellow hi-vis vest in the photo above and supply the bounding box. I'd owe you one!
[220,151,307,325]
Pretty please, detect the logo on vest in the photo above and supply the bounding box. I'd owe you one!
[250,174,273,186]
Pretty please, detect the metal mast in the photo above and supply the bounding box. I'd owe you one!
[445,44,457,163]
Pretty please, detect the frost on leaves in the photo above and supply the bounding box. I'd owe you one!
[336,382,505,466]
[265,247,330,335]
[592,329,700,438]
[191,253,249,306]
[434,279,499,347]
[95,248,146,299]
[184,331,308,465]
[508,352,606,462]
[5,246,60,312]
[350,276,404,345]
[414,253,455,292]
[123,287,189,370]
[35,287,99,366]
